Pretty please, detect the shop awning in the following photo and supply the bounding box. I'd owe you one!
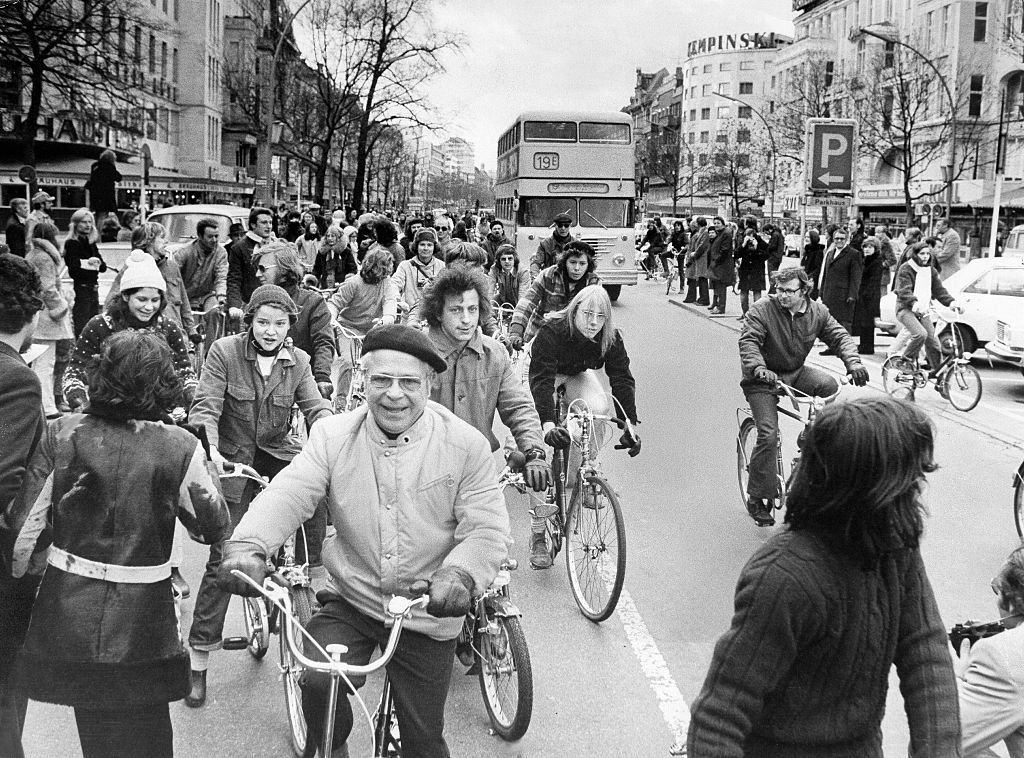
[971,184,1024,209]
[0,158,252,194]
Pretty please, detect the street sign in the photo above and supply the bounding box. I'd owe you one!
[18,165,36,184]
[805,195,853,207]
[806,119,856,194]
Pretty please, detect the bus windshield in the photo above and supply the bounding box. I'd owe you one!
[579,198,633,228]
[519,198,576,227]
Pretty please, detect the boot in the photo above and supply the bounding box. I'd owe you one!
[529,532,552,570]
[185,669,206,708]
[745,497,775,528]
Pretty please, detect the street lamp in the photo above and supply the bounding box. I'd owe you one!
[859,22,955,221]
[713,92,776,221]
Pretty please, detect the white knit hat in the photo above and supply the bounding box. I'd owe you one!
[119,249,166,292]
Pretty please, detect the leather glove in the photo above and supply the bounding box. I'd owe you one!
[754,367,778,386]
[508,333,524,352]
[615,430,642,457]
[849,366,870,387]
[524,457,551,492]
[316,382,334,400]
[216,540,269,597]
[426,565,474,618]
[544,426,571,450]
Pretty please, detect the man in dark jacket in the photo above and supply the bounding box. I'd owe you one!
[707,217,734,314]
[738,266,868,526]
[479,219,508,271]
[764,223,785,293]
[818,226,864,340]
[226,206,275,320]
[4,200,28,258]
[0,254,45,758]
[530,212,573,278]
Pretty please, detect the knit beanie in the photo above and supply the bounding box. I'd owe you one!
[413,228,438,247]
[244,284,299,319]
[119,249,166,291]
[495,243,517,258]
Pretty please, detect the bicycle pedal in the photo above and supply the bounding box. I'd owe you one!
[222,636,248,651]
[530,503,558,519]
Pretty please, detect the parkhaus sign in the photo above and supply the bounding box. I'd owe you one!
[686,32,781,57]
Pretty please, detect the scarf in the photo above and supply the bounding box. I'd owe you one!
[908,260,932,313]
[249,328,285,357]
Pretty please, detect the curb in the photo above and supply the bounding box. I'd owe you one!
[667,296,1024,452]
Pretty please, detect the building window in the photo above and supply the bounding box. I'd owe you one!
[737,129,751,143]
[969,74,984,116]
[856,40,866,73]
[688,132,695,144]
[926,10,934,49]
[117,18,126,56]
[134,26,142,63]
[941,5,950,46]
[738,105,752,119]
[689,108,696,121]
[739,81,753,95]
[770,75,776,88]
[717,106,730,117]
[172,48,178,82]
[160,41,167,78]
[717,82,731,94]
[703,64,712,73]
[719,62,731,71]
[975,2,988,41]
[738,154,750,168]
[700,131,709,143]
[825,59,834,87]
[1008,0,1023,39]
[883,41,895,68]
[148,34,156,74]
[701,108,711,119]
[702,84,712,96]
[739,60,755,70]
[716,131,728,143]
[699,153,709,166]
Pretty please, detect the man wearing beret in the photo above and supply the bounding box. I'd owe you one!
[530,211,574,279]
[218,324,512,758]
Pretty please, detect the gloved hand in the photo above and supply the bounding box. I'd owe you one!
[180,385,195,409]
[544,426,571,450]
[425,565,474,617]
[849,366,870,387]
[228,306,244,322]
[316,382,334,400]
[615,429,642,457]
[216,540,269,597]
[754,367,778,386]
[66,389,88,413]
[188,331,203,346]
[949,301,964,314]
[508,333,524,352]
[524,457,551,492]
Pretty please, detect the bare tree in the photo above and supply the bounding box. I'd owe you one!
[639,125,683,216]
[700,121,771,217]
[1,0,167,166]
[766,52,836,166]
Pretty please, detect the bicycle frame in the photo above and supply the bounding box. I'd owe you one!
[336,324,367,412]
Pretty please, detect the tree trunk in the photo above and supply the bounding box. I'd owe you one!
[22,63,46,169]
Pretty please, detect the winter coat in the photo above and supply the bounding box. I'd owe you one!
[85,160,121,215]
[327,276,399,335]
[686,228,710,279]
[392,256,445,313]
[670,229,688,252]
[491,266,531,308]
[25,239,74,341]
[819,245,864,325]
[479,233,507,269]
[63,235,107,289]
[734,233,768,292]
[105,250,196,338]
[63,312,197,410]
[853,251,884,332]
[297,235,320,271]
[187,333,332,502]
[5,215,27,257]
[282,283,335,385]
[801,243,825,296]
[226,233,264,309]
[5,408,229,708]
[312,245,358,289]
[509,265,600,342]
[642,226,666,253]
[175,240,228,307]
[708,228,735,284]
[530,234,571,279]
[766,229,785,272]
[893,261,955,314]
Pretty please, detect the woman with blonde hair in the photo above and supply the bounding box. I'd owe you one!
[63,208,107,336]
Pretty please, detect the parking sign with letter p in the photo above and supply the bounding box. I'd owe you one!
[806,119,856,194]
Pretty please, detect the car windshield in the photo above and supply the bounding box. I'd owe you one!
[149,213,232,243]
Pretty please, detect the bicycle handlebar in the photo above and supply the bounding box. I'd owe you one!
[774,375,847,410]
[219,461,269,486]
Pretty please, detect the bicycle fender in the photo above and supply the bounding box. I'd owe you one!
[485,595,522,619]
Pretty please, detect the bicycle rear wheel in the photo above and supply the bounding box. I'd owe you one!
[881,355,916,401]
[476,614,533,741]
[242,595,270,660]
[281,586,316,757]
[565,474,626,622]
[1014,467,1024,540]
[943,363,982,412]
[736,416,756,509]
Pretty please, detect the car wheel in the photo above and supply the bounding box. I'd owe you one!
[939,323,976,356]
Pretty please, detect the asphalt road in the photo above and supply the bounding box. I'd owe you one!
[20,278,1024,757]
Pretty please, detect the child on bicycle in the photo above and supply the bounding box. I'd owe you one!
[4,331,229,758]
[185,284,332,708]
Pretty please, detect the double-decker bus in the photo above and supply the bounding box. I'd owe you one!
[495,111,637,300]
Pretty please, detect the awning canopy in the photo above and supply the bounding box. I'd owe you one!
[0,158,252,194]
[970,184,1024,209]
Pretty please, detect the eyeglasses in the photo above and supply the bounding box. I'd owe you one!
[256,264,277,273]
[580,309,607,321]
[434,226,449,233]
[367,373,424,392]
[777,286,803,295]
[555,222,572,228]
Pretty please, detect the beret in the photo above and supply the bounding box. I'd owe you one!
[361,323,447,374]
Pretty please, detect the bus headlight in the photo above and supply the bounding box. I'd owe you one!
[613,254,626,266]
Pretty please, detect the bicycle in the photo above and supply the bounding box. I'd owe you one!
[533,388,632,622]
[232,569,428,758]
[1012,459,1024,539]
[219,462,318,757]
[335,324,367,413]
[880,311,982,412]
[736,378,844,523]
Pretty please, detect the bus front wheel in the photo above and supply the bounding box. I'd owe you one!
[604,285,621,302]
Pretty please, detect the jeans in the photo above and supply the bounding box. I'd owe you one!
[301,596,455,757]
[74,704,172,758]
[72,284,99,337]
[30,341,58,416]
[743,365,838,500]
[896,309,942,370]
[711,281,728,310]
[739,289,762,315]
[188,449,289,651]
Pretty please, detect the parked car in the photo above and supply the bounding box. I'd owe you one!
[985,319,1024,376]
[876,256,1024,354]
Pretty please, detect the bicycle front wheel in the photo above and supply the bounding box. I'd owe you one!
[1014,468,1024,541]
[565,474,626,622]
[242,595,270,660]
[280,586,316,757]
[943,363,982,412]
[476,615,533,741]
[736,416,756,509]
[881,355,916,400]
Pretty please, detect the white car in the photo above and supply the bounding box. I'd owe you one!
[877,256,1024,354]
[985,319,1024,376]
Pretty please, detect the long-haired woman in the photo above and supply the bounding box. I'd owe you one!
[63,208,107,337]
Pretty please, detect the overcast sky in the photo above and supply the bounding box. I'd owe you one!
[428,0,796,170]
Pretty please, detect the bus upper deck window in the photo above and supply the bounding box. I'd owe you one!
[524,121,578,142]
[579,123,631,143]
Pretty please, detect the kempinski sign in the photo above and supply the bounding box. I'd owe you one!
[686,32,782,57]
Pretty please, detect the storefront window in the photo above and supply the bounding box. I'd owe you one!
[61,186,88,209]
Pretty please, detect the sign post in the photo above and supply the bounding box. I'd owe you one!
[18,165,35,202]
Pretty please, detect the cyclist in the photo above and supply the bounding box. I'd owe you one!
[392,228,444,324]
[4,331,229,758]
[891,241,963,394]
[490,243,530,307]
[479,218,508,271]
[216,324,511,758]
[226,207,276,323]
[176,218,228,313]
[528,284,640,569]
[530,211,574,279]
[738,266,869,527]
[184,284,332,708]
[508,240,601,353]
[312,225,359,289]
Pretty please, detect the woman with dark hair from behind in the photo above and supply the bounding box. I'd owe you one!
[688,396,959,756]
[4,331,229,758]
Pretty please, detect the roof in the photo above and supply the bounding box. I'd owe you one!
[512,111,632,124]
[148,204,249,217]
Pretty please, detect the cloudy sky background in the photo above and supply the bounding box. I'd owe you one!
[428,0,796,170]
